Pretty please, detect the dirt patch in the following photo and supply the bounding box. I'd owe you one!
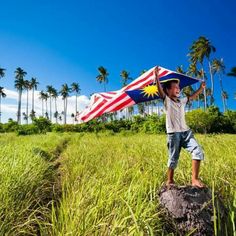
[158,185,228,236]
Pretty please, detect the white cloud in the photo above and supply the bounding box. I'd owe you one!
[1,88,90,124]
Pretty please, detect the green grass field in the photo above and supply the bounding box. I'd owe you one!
[0,132,235,235]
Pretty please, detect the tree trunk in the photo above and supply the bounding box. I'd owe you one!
[0,96,1,123]
[26,89,29,124]
[32,88,34,114]
[201,67,207,111]
[42,99,44,117]
[55,98,58,123]
[50,96,52,121]
[17,90,22,124]
[219,74,226,112]
[75,94,77,116]
[208,61,214,105]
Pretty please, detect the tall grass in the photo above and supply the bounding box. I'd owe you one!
[42,132,236,235]
[0,133,68,235]
[1,132,235,235]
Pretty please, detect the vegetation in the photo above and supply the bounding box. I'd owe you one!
[0,133,235,235]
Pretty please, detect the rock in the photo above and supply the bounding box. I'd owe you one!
[158,185,228,236]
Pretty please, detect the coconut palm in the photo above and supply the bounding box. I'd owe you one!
[182,85,194,110]
[120,70,132,119]
[187,63,202,108]
[0,67,6,79]
[222,91,228,110]
[211,58,227,112]
[15,67,27,124]
[176,65,185,74]
[96,66,109,91]
[71,113,75,124]
[189,36,216,110]
[23,80,30,124]
[51,88,58,123]
[60,83,71,124]
[29,77,39,118]
[39,91,46,117]
[0,87,6,123]
[227,67,236,77]
[140,70,147,76]
[46,85,55,121]
[138,103,145,116]
[71,82,81,118]
[43,93,49,118]
[120,70,131,87]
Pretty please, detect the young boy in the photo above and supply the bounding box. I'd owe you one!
[154,67,206,188]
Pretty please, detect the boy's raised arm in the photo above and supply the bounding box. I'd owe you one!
[189,82,206,101]
[154,67,166,99]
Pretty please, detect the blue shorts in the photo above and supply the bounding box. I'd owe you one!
[167,129,204,169]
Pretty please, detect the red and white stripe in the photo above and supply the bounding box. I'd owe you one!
[77,66,170,122]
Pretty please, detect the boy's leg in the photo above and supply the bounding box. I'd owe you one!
[182,130,205,188]
[167,168,174,185]
[192,160,204,187]
[166,133,181,186]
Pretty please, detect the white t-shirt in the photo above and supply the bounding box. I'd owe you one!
[163,95,190,133]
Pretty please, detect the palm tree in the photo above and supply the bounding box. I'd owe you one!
[176,65,185,74]
[44,92,49,119]
[0,67,6,79]
[71,82,81,118]
[71,113,75,124]
[227,67,236,77]
[189,36,216,110]
[140,70,147,76]
[187,63,202,108]
[39,90,46,117]
[22,112,27,123]
[54,111,59,123]
[127,106,134,120]
[120,70,131,87]
[120,70,132,119]
[51,88,58,123]
[60,84,71,124]
[137,103,145,116]
[222,91,228,110]
[46,85,55,121]
[15,67,27,124]
[182,85,194,110]
[211,58,227,112]
[96,66,109,91]
[29,77,39,118]
[23,80,30,124]
[0,87,6,123]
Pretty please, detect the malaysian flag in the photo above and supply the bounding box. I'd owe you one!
[77,66,201,122]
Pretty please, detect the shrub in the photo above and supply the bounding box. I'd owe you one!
[16,124,39,135]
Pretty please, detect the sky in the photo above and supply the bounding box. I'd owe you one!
[0,0,235,123]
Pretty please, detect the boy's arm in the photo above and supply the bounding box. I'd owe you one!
[189,82,206,101]
[154,67,166,99]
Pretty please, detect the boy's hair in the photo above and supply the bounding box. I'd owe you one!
[162,80,179,94]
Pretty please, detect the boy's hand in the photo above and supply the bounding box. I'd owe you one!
[201,81,206,89]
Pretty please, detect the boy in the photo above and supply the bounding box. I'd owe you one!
[154,67,205,188]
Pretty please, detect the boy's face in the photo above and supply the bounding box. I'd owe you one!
[167,82,180,98]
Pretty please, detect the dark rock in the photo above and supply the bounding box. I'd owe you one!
[158,185,228,236]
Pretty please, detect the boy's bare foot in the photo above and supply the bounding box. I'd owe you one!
[166,181,175,189]
[192,179,205,188]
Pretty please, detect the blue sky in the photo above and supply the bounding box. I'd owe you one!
[0,0,235,122]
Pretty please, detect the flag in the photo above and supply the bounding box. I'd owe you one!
[77,66,201,122]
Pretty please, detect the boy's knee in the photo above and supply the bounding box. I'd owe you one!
[192,146,204,161]
[167,158,178,169]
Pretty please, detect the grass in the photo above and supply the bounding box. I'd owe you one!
[0,132,235,235]
[0,133,70,235]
